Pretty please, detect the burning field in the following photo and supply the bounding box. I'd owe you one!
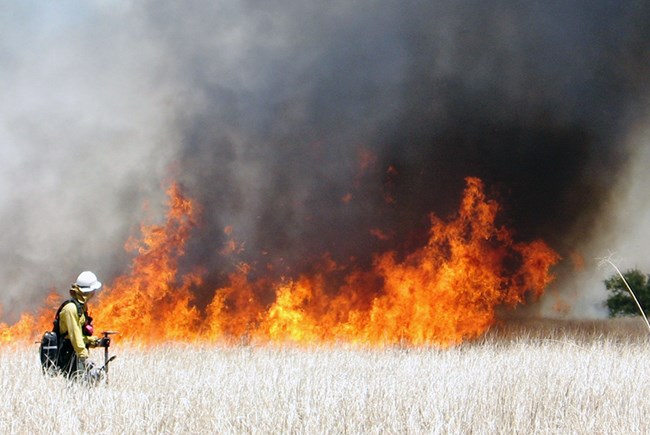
[1,177,558,346]
[2,2,650,431]
[2,1,650,332]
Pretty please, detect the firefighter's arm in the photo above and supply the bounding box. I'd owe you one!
[88,336,111,348]
[59,304,90,359]
[86,335,100,348]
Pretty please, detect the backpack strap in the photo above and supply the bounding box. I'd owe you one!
[53,298,84,337]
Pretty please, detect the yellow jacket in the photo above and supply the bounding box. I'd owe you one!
[58,292,98,359]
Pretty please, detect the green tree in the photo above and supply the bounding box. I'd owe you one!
[604,268,650,317]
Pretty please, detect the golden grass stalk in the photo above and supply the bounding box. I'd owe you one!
[599,256,650,333]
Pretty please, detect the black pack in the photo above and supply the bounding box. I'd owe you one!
[39,331,59,375]
[38,298,84,376]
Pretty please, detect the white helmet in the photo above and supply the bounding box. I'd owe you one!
[76,271,102,293]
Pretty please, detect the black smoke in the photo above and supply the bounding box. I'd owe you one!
[144,1,650,298]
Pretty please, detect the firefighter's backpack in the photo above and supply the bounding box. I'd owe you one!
[38,299,83,375]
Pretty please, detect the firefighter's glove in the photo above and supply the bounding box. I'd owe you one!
[97,337,111,348]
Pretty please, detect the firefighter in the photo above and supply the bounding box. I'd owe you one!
[57,271,109,380]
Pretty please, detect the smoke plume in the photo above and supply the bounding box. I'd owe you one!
[1,0,649,321]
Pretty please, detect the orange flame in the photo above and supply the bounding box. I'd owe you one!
[0,292,61,344]
[91,183,201,343]
[1,177,560,347]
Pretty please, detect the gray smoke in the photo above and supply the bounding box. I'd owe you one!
[0,2,178,320]
[1,0,649,321]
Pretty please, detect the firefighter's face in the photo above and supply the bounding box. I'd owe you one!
[74,287,96,304]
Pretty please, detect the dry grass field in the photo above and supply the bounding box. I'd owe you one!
[1,318,649,434]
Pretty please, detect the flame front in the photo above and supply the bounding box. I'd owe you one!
[247,177,559,346]
[1,177,560,347]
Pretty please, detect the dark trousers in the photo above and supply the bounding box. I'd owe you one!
[57,339,84,379]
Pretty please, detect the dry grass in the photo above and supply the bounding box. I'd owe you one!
[1,318,649,434]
